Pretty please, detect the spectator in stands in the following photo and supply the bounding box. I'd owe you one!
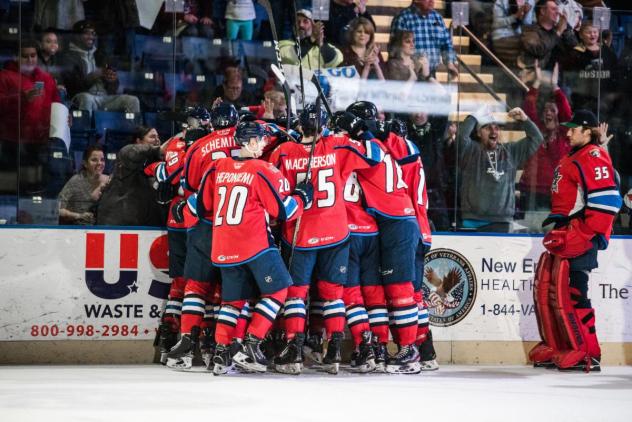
[33,0,85,31]
[179,0,215,38]
[279,9,344,69]
[561,22,619,119]
[58,144,109,225]
[0,39,61,193]
[491,0,535,68]
[389,0,458,79]
[58,20,140,113]
[518,62,572,213]
[457,107,544,232]
[341,17,385,80]
[325,0,375,47]
[407,113,453,230]
[212,65,257,109]
[557,0,583,32]
[37,28,65,99]
[520,0,577,69]
[385,30,431,81]
[225,0,255,40]
[96,126,166,226]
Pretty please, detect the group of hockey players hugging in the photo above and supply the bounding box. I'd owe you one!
[149,99,437,376]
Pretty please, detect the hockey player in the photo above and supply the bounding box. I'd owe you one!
[531,110,621,372]
[197,120,313,374]
[166,102,240,369]
[145,106,210,364]
[268,104,379,374]
[338,103,423,374]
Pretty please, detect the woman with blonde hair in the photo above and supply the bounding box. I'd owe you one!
[341,17,385,80]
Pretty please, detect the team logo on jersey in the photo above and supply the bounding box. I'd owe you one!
[590,149,601,157]
[404,208,415,215]
[84,233,171,300]
[308,237,320,245]
[265,275,273,283]
[422,248,477,327]
[339,266,347,274]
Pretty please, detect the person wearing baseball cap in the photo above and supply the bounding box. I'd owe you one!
[534,108,622,371]
[279,8,343,69]
[457,106,544,232]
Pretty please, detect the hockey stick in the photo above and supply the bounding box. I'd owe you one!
[259,0,292,130]
[310,73,333,116]
[271,64,297,125]
[290,0,306,109]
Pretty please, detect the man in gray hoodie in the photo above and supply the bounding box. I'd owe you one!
[458,107,544,232]
[59,20,139,113]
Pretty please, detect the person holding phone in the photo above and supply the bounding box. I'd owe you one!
[0,38,60,194]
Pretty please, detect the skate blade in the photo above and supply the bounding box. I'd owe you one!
[533,361,557,369]
[233,352,267,373]
[420,359,439,371]
[274,363,303,375]
[160,352,169,365]
[166,356,193,370]
[201,353,213,368]
[212,363,233,376]
[319,362,339,375]
[374,362,387,373]
[347,359,377,374]
[386,362,421,374]
[303,349,323,365]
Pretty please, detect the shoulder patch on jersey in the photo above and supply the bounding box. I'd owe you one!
[589,148,601,158]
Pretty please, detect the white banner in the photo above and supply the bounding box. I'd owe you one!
[282,65,456,115]
[0,229,630,342]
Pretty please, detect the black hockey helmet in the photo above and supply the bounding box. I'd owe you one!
[185,105,211,130]
[299,103,329,134]
[346,101,378,121]
[184,127,208,148]
[234,121,266,146]
[389,118,408,138]
[210,102,239,129]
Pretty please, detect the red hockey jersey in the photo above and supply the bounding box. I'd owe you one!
[354,138,416,219]
[546,143,621,247]
[383,132,432,245]
[198,157,305,265]
[268,133,374,249]
[344,171,378,234]
[181,127,240,226]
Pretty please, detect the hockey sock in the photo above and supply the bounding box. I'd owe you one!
[282,285,309,340]
[385,282,418,346]
[308,293,324,335]
[414,290,430,346]
[362,285,389,344]
[215,301,246,345]
[180,279,211,335]
[344,286,370,346]
[233,302,253,341]
[318,280,346,338]
[164,276,186,330]
[248,289,287,339]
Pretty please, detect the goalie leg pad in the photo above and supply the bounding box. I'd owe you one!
[529,252,562,364]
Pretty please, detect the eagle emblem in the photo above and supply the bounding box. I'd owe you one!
[424,267,463,316]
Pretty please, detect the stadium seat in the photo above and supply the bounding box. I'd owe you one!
[144,112,177,142]
[94,111,142,137]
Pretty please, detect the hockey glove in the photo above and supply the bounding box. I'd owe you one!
[372,120,391,141]
[171,199,187,224]
[336,112,366,139]
[292,181,314,209]
[543,220,594,258]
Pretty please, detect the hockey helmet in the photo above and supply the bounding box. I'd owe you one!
[346,101,378,121]
[299,103,329,134]
[234,121,266,146]
[389,118,408,138]
[210,102,239,129]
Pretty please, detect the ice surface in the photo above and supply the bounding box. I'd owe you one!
[1,365,631,422]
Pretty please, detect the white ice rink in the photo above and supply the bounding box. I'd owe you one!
[1,365,631,422]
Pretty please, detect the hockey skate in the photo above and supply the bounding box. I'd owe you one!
[321,332,343,375]
[166,326,200,370]
[303,332,324,365]
[233,334,268,373]
[386,344,421,374]
[157,322,178,365]
[348,331,376,373]
[558,356,601,373]
[274,333,305,375]
[212,343,233,375]
[199,327,216,369]
[372,339,388,373]
[418,331,439,371]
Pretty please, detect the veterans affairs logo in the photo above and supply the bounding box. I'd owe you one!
[422,248,477,327]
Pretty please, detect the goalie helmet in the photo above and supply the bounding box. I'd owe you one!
[346,101,378,121]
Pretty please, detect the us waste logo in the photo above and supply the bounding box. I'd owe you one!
[422,248,477,327]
